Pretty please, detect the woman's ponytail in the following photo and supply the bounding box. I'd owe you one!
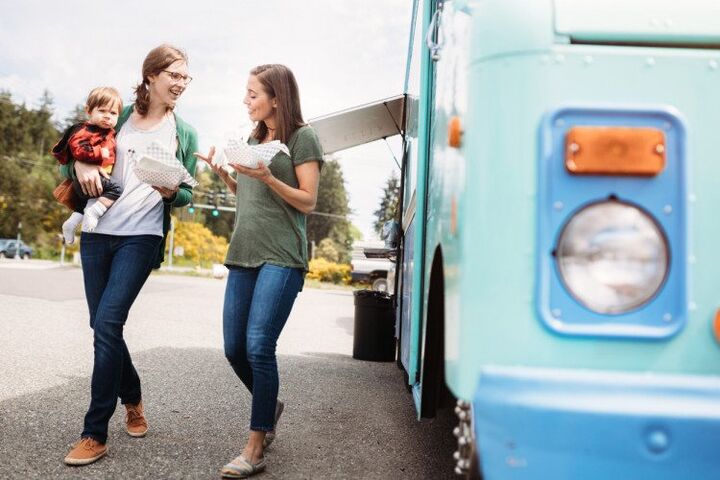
[133,81,151,116]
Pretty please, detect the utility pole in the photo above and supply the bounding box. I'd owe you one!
[15,222,22,260]
[168,217,175,269]
[58,234,66,266]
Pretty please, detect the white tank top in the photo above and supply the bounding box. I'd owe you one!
[84,114,178,237]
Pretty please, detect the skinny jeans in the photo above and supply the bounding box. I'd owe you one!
[80,232,161,443]
[223,264,304,431]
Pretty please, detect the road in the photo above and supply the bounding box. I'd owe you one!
[0,259,456,479]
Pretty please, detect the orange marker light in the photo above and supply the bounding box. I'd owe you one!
[565,126,665,176]
[714,309,720,345]
[448,116,463,148]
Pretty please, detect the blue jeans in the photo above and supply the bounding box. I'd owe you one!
[79,233,161,443]
[223,264,304,431]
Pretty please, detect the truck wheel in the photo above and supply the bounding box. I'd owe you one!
[372,277,388,292]
[22,253,30,260]
[0,252,6,259]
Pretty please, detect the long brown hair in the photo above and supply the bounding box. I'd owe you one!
[250,64,305,144]
[133,44,188,116]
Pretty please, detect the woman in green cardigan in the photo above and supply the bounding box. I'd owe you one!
[63,44,199,466]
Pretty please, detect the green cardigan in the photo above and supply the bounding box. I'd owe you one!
[60,105,198,268]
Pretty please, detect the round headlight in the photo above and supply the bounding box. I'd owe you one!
[555,200,669,314]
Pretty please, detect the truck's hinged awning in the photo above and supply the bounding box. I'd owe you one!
[308,95,405,155]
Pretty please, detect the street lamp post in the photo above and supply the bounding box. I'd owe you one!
[58,234,66,266]
[15,221,22,260]
[168,217,175,269]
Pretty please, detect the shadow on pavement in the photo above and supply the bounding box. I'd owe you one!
[0,348,456,479]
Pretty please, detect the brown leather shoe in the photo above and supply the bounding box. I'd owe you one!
[64,437,107,466]
[125,401,148,437]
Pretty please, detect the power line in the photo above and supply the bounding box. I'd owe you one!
[309,211,347,219]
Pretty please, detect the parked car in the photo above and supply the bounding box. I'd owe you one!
[350,241,393,292]
[0,239,33,259]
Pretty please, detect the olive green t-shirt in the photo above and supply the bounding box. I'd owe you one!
[225,125,324,270]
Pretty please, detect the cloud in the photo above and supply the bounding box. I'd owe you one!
[0,0,411,238]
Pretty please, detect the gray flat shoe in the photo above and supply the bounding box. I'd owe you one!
[263,399,284,448]
[221,455,266,479]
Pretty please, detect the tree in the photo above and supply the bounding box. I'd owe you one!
[32,90,56,155]
[0,90,65,255]
[315,238,340,263]
[63,104,88,130]
[349,223,363,242]
[373,172,400,235]
[307,156,353,263]
[188,167,235,241]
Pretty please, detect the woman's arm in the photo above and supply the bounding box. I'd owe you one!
[194,147,238,195]
[164,126,199,207]
[74,161,109,197]
[216,168,238,195]
[231,160,321,214]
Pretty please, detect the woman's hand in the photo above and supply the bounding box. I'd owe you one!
[193,146,227,177]
[230,161,273,184]
[194,146,238,194]
[74,162,108,197]
[152,186,178,200]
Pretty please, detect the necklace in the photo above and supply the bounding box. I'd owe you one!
[264,128,275,143]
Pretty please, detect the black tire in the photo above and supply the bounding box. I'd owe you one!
[22,253,30,260]
[420,250,453,417]
[466,440,483,480]
[396,339,404,370]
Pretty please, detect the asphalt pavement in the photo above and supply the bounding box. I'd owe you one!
[0,259,456,479]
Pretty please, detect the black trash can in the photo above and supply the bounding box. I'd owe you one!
[353,290,396,362]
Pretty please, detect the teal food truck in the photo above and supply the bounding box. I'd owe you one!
[310,0,720,478]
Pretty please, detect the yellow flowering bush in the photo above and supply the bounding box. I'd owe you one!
[172,219,228,266]
[307,258,351,284]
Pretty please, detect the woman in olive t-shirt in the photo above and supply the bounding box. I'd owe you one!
[197,64,323,478]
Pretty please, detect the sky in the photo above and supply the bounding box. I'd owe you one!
[0,0,411,241]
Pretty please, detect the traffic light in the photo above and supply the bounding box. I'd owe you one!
[211,189,220,216]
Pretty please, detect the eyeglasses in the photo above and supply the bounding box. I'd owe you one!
[163,70,193,85]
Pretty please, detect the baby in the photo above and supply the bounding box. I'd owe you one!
[52,87,123,244]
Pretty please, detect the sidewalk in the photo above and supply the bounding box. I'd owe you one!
[0,258,65,270]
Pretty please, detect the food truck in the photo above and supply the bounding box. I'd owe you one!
[310,1,720,477]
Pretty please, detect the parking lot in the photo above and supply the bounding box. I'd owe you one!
[0,260,456,479]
